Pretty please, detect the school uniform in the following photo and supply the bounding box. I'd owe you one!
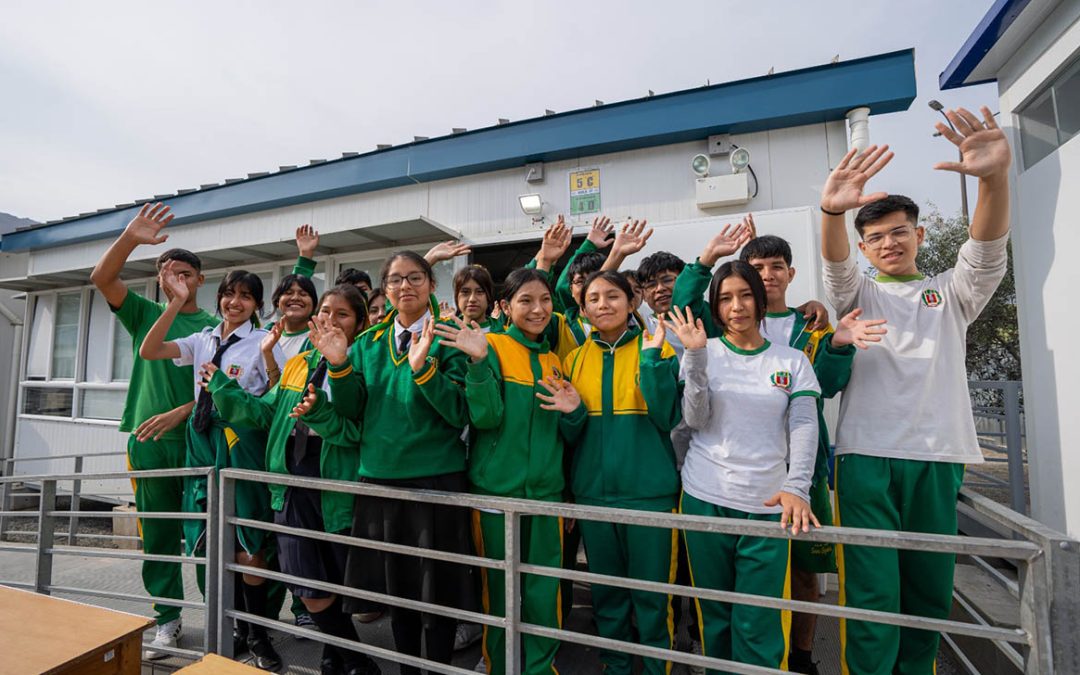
[563,328,682,675]
[274,255,319,360]
[303,298,477,675]
[822,235,1007,675]
[672,259,856,573]
[680,337,820,672]
[111,289,217,626]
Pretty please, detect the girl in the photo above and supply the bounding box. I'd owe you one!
[672,260,820,672]
[453,264,503,334]
[366,287,388,326]
[296,251,476,675]
[266,273,319,361]
[210,285,379,675]
[139,265,285,671]
[434,268,585,675]
[562,270,682,675]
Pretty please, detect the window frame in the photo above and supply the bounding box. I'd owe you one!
[1017,50,1080,170]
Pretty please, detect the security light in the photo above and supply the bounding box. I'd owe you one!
[730,147,751,173]
[691,154,711,178]
[518,194,543,216]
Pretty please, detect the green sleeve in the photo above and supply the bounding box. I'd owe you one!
[302,390,363,446]
[814,332,855,399]
[524,258,537,270]
[672,259,720,338]
[208,370,276,430]
[326,344,364,420]
[555,240,598,313]
[111,288,155,336]
[559,401,587,444]
[412,342,469,428]
[293,255,316,278]
[640,347,683,432]
[464,357,504,430]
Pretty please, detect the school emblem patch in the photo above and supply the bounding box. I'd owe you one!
[551,366,563,380]
[770,370,792,392]
[226,364,243,378]
[922,289,943,308]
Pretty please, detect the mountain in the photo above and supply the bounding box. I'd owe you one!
[0,212,38,237]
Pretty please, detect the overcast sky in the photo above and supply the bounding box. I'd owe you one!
[0,0,996,224]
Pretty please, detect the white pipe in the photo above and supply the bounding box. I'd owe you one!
[847,107,871,153]
[0,299,22,325]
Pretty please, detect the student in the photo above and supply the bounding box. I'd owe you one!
[366,288,388,326]
[265,273,319,369]
[621,269,644,312]
[674,261,821,673]
[89,203,218,659]
[297,251,476,675]
[140,265,285,671]
[453,264,503,333]
[818,107,1011,675]
[675,230,884,674]
[336,268,373,296]
[210,285,380,675]
[563,270,682,675]
[435,267,586,675]
[637,251,687,358]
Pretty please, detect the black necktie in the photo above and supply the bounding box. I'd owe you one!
[398,329,413,355]
[293,357,329,462]
[192,332,240,433]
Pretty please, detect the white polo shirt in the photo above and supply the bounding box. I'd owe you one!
[173,320,284,399]
[278,330,311,360]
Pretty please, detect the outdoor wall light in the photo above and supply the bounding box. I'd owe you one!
[730,147,751,173]
[691,153,711,178]
[518,193,543,216]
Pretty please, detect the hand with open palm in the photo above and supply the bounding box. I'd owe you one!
[408,319,436,374]
[820,145,895,214]
[668,306,707,351]
[434,316,490,363]
[308,314,350,367]
[122,202,174,247]
[933,106,1011,179]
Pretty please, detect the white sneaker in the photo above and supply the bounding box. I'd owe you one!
[688,639,705,675]
[144,618,182,660]
[474,656,488,673]
[454,622,483,651]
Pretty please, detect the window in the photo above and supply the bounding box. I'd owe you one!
[80,390,127,421]
[51,293,81,378]
[22,387,74,417]
[25,296,52,380]
[1018,54,1080,168]
[196,274,224,318]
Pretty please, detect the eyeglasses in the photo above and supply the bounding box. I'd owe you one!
[863,225,915,249]
[385,272,428,289]
[643,274,678,290]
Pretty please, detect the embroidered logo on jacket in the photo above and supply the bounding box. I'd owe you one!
[770,371,792,392]
[226,364,243,378]
[922,289,944,308]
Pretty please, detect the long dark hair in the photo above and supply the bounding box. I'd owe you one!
[216,270,264,324]
[271,274,318,321]
[581,270,634,304]
[319,283,370,337]
[708,260,767,329]
[501,268,552,301]
[380,251,435,289]
[453,265,495,313]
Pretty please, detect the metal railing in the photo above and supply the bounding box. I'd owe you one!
[0,467,218,661]
[968,381,1026,514]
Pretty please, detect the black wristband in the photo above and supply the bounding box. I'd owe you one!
[820,206,846,217]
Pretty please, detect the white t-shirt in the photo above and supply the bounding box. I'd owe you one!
[278,330,311,360]
[680,337,821,513]
[761,311,797,347]
[822,236,1008,464]
[173,321,284,399]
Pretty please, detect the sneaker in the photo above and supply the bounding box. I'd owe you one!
[247,628,283,672]
[474,656,488,673]
[144,618,182,660]
[354,610,384,624]
[688,639,705,675]
[295,611,319,640]
[233,622,250,656]
[788,650,822,675]
[454,622,483,651]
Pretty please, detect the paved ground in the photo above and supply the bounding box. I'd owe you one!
[0,545,969,675]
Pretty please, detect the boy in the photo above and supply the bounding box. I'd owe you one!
[637,251,686,358]
[818,106,1010,675]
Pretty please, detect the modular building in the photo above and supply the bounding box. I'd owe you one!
[0,49,916,499]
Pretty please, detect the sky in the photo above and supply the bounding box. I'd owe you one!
[0,0,997,225]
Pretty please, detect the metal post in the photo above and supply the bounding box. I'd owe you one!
[1003,382,1026,515]
[34,480,56,594]
[0,459,10,543]
[503,509,521,673]
[68,456,83,545]
[217,471,237,659]
[204,469,219,654]
[1047,537,1080,672]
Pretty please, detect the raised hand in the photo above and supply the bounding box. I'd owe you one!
[832,308,888,349]
[160,260,190,303]
[764,491,820,535]
[197,362,219,390]
[933,106,1011,179]
[642,315,667,351]
[289,384,318,419]
[667,305,708,350]
[586,216,614,250]
[425,240,472,265]
[433,316,489,362]
[536,215,573,270]
[535,376,582,413]
[610,219,653,259]
[295,224,320,258]
[261,321,283,355]
[820,145,894,214]
[700,220,753,266]
[307,314,350,366]
[122,202,173,246]
[407,319,436,373]
[795,300,830,332]
[438,301,454,319]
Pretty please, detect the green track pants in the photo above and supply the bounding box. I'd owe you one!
[835,454,964,675]
[579,507,678,675]
[472,510,563,675]
[680,491,790,674]
[127,434,186,626]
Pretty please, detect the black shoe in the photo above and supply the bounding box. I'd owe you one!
[247,630,283,672]
[233,622,250,656]
[344,653,381,675]
[320,643,343,675]
[788,650,820,675]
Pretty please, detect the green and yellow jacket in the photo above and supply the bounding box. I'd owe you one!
[305,299,471,480]
[671,259,855,482]
[208,349,360,533]
[465,325,586,501]
[563,327,682,510]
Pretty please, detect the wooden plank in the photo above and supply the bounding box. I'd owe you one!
[175,653,263,673]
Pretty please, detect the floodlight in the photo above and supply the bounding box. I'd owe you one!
[518,194,543,216]
[691,154,711,178]
[730,147,751,173]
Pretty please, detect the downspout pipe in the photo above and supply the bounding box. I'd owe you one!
[846,107,871,153]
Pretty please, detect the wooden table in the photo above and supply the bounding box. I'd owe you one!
[0,586,154,674]
[174,654,262,673]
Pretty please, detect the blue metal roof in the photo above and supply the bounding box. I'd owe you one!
[3,48,916,253]
[939,0,1032,90]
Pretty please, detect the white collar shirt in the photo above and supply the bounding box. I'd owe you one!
[172,320,284,400]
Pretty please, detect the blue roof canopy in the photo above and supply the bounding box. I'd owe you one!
[3,48,916,253]
[939,0,1033,90]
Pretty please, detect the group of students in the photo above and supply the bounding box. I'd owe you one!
[91,104,1011,675]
